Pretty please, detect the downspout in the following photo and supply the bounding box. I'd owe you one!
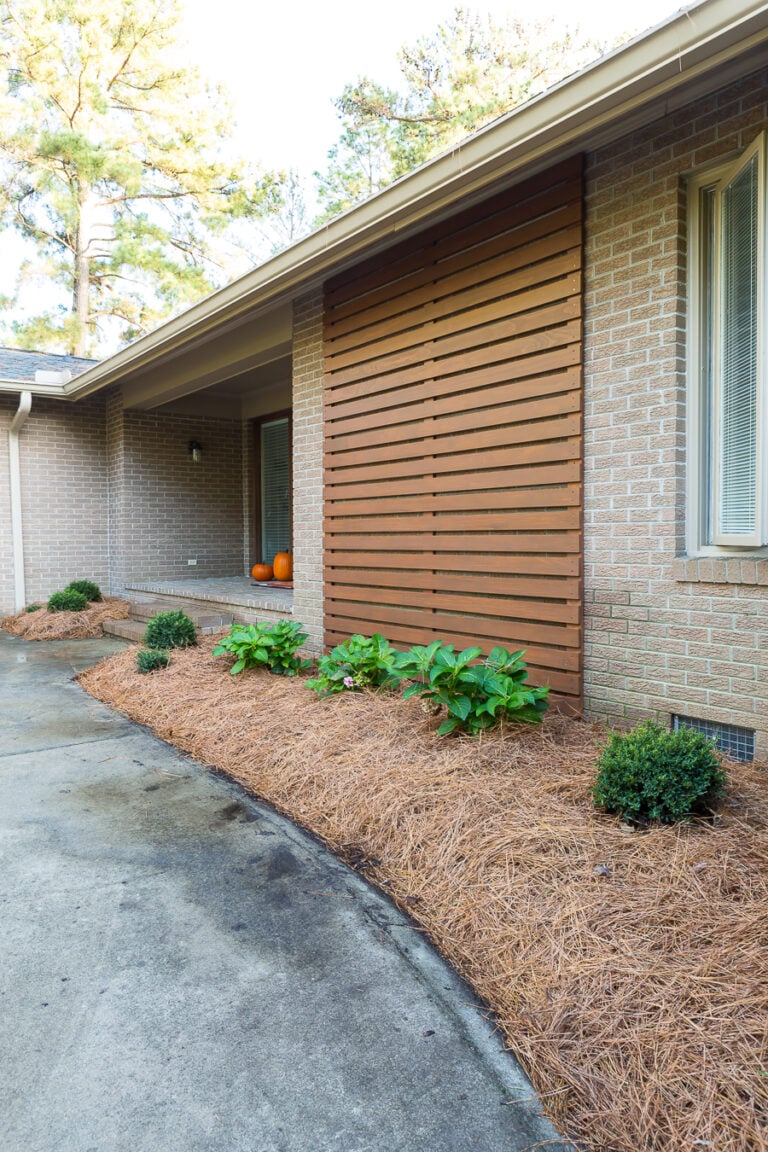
[9,392,32,612]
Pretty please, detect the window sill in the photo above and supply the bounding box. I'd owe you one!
[673,554,768,585]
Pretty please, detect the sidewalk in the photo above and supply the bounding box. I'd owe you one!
[0,632,569,1152]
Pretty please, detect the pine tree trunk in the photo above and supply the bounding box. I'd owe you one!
[71,190,91,357]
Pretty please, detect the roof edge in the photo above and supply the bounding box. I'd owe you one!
[62,0,768,398]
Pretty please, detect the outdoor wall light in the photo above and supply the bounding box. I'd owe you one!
[188,440,203,464]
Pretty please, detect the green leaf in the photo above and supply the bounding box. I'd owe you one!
[456,646,483,665]
[447,694,472,721]
[437,716,461,736]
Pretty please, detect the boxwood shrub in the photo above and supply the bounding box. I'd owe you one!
[593,719,727,824]
[47,588,88,612]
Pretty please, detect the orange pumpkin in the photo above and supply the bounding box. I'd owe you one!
[272,551,293,581]
[251,563,273,582]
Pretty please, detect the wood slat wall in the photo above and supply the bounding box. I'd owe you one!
[323,156,584,706]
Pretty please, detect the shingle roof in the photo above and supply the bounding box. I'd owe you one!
[0,347,98,383]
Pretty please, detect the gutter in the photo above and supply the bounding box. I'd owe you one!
[9,391,32,612]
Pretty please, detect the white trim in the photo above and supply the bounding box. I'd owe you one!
[686,133,768,552]
[9,392,32,612]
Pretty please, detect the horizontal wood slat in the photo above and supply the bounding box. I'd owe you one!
[325,567,581,600]
[325,387,581,454]
[327,215,582,340]
[326,552,580,577]
[323,157,584,705]
[325,461,582,500]
[325,299,581,393]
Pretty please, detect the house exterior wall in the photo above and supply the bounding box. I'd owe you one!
[292,289,325,653]
[583,66,768,758]
[105,403,244,590]
[321,160,584,703]
[0,393,109,615]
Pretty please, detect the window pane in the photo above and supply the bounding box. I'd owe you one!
[261,418,291,566]
[701,185,716,545]
[718,154,758,538]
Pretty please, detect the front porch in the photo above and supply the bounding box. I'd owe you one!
[127,576,293,620]
[103,577,295,644]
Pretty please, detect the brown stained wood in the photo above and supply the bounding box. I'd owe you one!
[325,245,581,359]
[324,273,581,375]
[323,157,584,705]
[324,302,581,394]
[325,582,581,624]
[326,209,582,340]
[327,203,582,334]
[328,485,581,517]
[325,567,581,600]
[325,551,580,576]
[327,508,580,535]
[325,461,581,500]
[329,440,579,485]
[326,600,579,651]
[324,183,581,320]
[325,155,583,307]
[325,387,581,454]
[325,616,581,689]
[326,413,581,470]
[326,532,580,555]
[325,348,580,425]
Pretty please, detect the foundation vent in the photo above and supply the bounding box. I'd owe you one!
[672,715,755,762]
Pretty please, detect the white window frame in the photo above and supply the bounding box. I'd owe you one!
[687,132,768,554]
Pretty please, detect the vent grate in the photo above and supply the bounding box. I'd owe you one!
[672,715,755,762]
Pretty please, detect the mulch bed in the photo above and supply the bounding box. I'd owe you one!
[78,637,768,1152]
[2,597,131,640]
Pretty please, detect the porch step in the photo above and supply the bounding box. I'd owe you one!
[103,601,232,644]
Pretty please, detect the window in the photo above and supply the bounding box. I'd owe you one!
[688,133,767,551]
[254,414,292,565]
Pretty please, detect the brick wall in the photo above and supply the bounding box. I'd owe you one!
[291,289,325,652]
[0,393,109,615]
[583,66,768,758]
[107,404,244,589]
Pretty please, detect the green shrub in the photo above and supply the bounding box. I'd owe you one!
[25,603,42,613]
[390,641,549,736]
[213,619,310,677]
[65,579,102,602]
[143,610,197,650]
[47,588,88,612]
[136,647,170,674]
[307,633,397,696]
[593,720,727,824]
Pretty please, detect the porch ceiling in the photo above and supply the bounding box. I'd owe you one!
[121,302,291,411]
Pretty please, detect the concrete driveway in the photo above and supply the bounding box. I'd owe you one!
[0,632,569,1152]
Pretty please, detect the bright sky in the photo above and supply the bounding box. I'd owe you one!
[179,0,689,174]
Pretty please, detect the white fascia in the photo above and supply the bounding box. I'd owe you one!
[9,392,32,611]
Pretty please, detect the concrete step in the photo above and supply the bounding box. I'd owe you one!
[103,619,147,643]
[103,603,232,645]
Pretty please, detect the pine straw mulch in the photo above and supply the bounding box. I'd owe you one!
[1,597,131,640]
[78,637,768,1152]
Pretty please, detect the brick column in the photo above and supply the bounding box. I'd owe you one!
[292,289,325,653]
